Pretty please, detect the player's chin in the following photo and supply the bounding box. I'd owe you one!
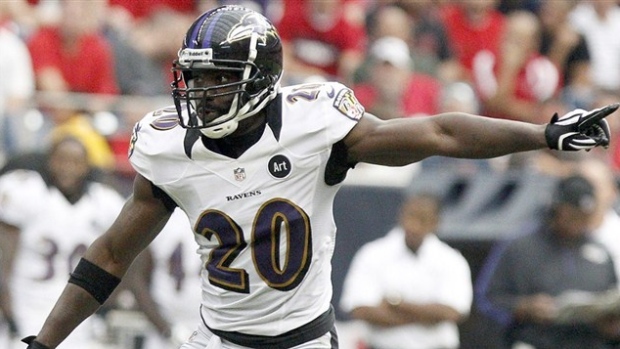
[195,109,219,124]
[203,106,232,122]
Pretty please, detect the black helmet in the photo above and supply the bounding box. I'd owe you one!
[171,5,283,138]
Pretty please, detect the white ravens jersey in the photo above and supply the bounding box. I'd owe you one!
[129,82,363,335]
[0,169,125,347]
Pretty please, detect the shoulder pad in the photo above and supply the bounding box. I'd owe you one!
[145,106,181,131]
[281,82,364,121]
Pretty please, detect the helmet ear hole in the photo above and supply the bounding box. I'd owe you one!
[248,76,271,94]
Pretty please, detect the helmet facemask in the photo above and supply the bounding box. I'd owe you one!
[172,32,280,139]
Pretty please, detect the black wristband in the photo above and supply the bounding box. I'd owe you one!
[68,258,121,304]
[21,336,51,349]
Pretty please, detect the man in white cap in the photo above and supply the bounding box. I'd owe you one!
[353,36,443,119]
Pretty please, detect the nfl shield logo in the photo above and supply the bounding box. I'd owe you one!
[234,168,246,181]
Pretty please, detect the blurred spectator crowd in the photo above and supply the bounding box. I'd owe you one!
[1,0,620,182]
[2,1,620,348]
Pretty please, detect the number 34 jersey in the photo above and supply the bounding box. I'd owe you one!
[129,82,363,335]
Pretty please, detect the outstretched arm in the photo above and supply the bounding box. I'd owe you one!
[345,104,617,166]
[27,174,173,349]
[345,112,546,166]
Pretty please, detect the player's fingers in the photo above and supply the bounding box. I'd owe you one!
[591,125,610,147]
[578,103,619,131]
[571,136,597,148]
[599,119,611,139]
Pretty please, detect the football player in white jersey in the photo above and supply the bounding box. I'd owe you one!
[0,136,126,349]
[123,208,202,349]
[22,5,618,349]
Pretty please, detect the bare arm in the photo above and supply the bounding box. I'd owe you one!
[33,174,173,348]
[344,112,547,166]
[350,300,464,327]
